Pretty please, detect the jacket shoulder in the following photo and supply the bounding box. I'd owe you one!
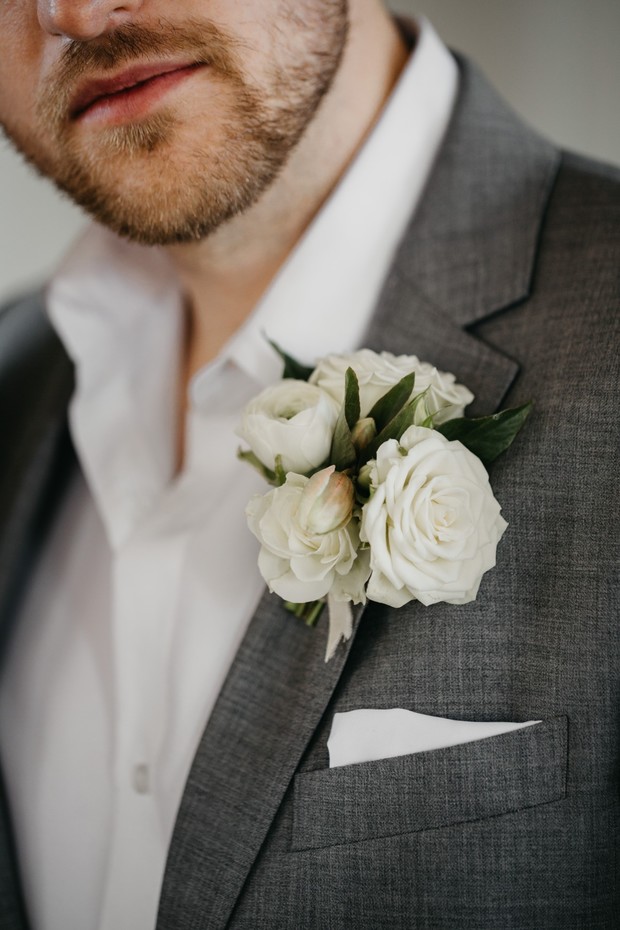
[547,150,620,247]
[534,150,620,314]
[559,149,620,187]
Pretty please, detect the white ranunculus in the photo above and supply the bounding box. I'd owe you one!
[360,426,507,608]
[310,349,474,425]
[246,466,369,604]
[237,379,339,475]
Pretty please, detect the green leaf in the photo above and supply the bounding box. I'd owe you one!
[329,368,360,470]
[268,338,315,381]
[358,390,428,465]
[343,367,361,429]
[366,371,416,432]
[330,416,357,471]
[436,402,533,465]
[237,448,277,484]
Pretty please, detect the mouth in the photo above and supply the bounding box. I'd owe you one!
[70,60,206,125]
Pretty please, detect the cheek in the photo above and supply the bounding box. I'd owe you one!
[203,0,292,85]
[0,73,38,144]
[0,8,42,135]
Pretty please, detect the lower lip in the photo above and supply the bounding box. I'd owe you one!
[76,63,205,126]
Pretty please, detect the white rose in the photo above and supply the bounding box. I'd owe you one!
[360,426,507,608]
[237,379,339,475]
[310,349,474,425]
[246,466,369,604]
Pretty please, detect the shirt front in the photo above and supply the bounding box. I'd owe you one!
[0,20,457,930]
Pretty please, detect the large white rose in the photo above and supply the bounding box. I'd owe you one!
[237,379,339,475]
[360,426,507,608]
[310,349,474,425]
[246,466,369,604]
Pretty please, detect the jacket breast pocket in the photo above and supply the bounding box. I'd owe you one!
[292,715,568,851]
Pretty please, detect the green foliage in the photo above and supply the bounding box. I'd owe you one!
[436,402,533,465]
[367,371,416,432]
[330,368,360,471]
[359,390,428,466]
[268,339,315,381]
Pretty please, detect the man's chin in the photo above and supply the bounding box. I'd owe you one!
[83,112,178,158]
[51,158,263,247]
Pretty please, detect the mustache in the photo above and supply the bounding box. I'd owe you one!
[38,19,244,127]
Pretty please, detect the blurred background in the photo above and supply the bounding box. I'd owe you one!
[1,0,619,304]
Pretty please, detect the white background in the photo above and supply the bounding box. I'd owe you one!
[1,0,619,304]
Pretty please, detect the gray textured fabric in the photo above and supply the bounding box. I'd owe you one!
[157,59,620,930]
[292,717,568,849]
[0,54,618,930]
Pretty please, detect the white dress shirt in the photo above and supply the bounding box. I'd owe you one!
[0,20,457,930]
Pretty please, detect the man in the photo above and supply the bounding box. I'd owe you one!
[0,1,618,928]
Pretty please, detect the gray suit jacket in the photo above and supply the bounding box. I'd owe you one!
[0,57,618,929]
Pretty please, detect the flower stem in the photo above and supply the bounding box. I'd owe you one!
[284,599,326,627]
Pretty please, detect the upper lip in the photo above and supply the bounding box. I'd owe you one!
[70,59,200,118]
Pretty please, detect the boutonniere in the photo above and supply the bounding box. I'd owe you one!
[237,346,531,661]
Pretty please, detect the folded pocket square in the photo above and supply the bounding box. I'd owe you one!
[327,708,541,768]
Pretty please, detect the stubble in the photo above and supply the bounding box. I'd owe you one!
[2,6,349,245]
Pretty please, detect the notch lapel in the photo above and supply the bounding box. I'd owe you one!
[159,57,561,928]
[364,55,560,416]
[364,273,520,417]
[158,594,364,930]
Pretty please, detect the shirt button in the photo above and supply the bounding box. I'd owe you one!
[132,764,150,795]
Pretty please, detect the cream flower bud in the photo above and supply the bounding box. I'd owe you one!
[246,470,368,605]
[298,466,355,535]
[356,462,374,495]
[351,417,377,453]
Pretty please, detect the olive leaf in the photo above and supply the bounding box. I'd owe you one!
[436,402,533,465]
[358,389,428,466]
[366,371,416,432]
[268,338,315,381]
[330,367,360,471]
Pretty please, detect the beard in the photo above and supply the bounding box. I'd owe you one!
[2,6,348,245]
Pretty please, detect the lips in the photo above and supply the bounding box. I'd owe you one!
[70,60,204,120]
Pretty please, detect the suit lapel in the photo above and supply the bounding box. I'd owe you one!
[364,273,520,417]
[0,292,75,930]
[159,56,561,928]
[158,593,364,929]
[365,54,560,416]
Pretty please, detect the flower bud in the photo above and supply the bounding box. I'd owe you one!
[351,417,377,453]
[298,466,354,535]
[356,462,374,496]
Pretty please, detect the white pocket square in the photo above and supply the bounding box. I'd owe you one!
[327,708,541,768]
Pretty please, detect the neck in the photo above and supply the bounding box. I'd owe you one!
[166,3,409,383]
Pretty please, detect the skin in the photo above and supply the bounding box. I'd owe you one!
[0,0,408,456]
